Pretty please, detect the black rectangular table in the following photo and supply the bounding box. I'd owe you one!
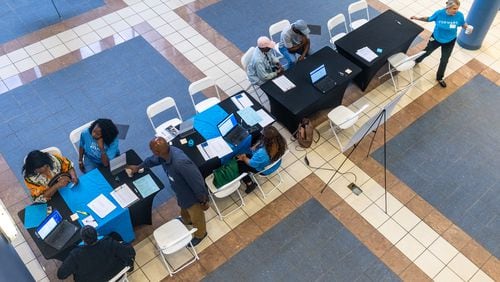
[18,150,164,261]
[260,46,361,133]
[171,90,271,178]
[335,9,424,91]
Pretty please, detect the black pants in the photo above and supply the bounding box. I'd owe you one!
[416,35,456,80]
[237,155,258,184]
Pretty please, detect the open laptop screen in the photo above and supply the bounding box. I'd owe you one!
[36,210,62,239]
[310,64,327,83]
[218,114,237,136]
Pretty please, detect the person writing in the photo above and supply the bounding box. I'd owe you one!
[57,226,135,282]
[78,118,119,173]
[127,137,209,246]
[279,19,311,67]
[23,150,78,202]
[236,126,287,193]
[411,0,472,88]
[247,36,284,86]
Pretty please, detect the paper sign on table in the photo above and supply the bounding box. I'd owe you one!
[87,194,116,218]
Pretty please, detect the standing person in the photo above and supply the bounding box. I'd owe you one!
[23,150,78,202]
[236,126,287,193]
[411,0,472,88]
[279,19,311,67]
[128,137,209,246]
[57,226,135,282]
[78,118,120,173]
[247,36,285,86]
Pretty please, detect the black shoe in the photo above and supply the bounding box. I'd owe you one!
[437,79,447,88]
[127,263,135,273]
[244,182,257,194]
[176,216,192,225]
[190,233,207,247]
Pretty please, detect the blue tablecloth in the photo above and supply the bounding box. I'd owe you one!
[194,105,228,139]
[59,169,135,243]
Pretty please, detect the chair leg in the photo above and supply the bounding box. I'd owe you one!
[209,193,223,220]
[159,251,175,277]
[331,122,344,152]
[389,65,398,93]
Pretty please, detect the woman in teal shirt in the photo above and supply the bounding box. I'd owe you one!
[411,0,471,88]
[78,119,119,173]
[236,126,287,193]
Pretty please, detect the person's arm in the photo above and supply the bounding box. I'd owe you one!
[108,238,136,266]
[103,138,119,167]
[255,61,278,81]
[96,138,111,167]
[78,131,87,172]
[410,16,429,22]
[57,252,77,279]
[298,36,310,60]
[127,155,160,174]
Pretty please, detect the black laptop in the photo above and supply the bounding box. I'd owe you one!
[310,64,337,93]
[36,210,79,250]
[217,113,249,146]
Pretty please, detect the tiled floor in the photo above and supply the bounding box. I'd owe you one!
[0,0,499,281]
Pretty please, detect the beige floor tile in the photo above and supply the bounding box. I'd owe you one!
[395,233,425,261]
[329,175,352,199]
[428,237,459,264]
[434,267,464,282]
[206,217,231,242]
[128,269,149,282]
[392,206,421,231]
[360,178,385,202]
[241,192,265,216]
[414,250,445,278]
[469,270,494,282]
[375,193,403,216]
[361,203,389,229]
[14,242,36,264]
[410,221,439,247]
[286,160,312,183]
[276,171,295,193]
[163,247,197,270]
[344,193,372,213]
[26,259,46,281]
[378,218,406,245]
[448,253,479,281]
[223,204,249,229]
[7,48,29,63]
[134,238,157,266]
[194,235,213,253]
[142,256,169,281]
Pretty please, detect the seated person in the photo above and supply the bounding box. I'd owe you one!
[279,19,311,67]
[78,118,119,173]
[23,150,78,202]
[57,226,136,282]
[247,36,284,86]
[236,126,287,193]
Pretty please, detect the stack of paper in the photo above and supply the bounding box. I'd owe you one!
[356,47,378,62]
[237,107,262,126]
[272,75,296,92]
[82,215,98,228]
[256,109,274,127]
[197,136,233,160]
[231,93,253,110]
[87,194,116,219]
[110,184,139,208]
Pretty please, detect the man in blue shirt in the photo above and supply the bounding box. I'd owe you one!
[129,137,209,246]
[411,0,471,88]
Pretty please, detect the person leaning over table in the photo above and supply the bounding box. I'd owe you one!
[247,36,285,86]
[78,118,119,173]
[236,125,287,194]
[279,19,311,67]
[57,225,136,282]
[23,150,78,202]
[411,0,472,88]
[127,137,209,246]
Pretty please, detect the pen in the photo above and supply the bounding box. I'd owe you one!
[76,210,89,216]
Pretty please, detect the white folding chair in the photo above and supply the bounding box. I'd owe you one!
[69,121,94,154]
[250,151,288,199]
[188,77,221,113]
[386,51,426,92]
[241,47,265,104]
[327,14,348,50]
[328,104,369,152]
[153,219,199,276]
[269,19,290,43]
[146,97,183,135]
[108,266,130,282]
[348,0,369,30]
[205,173,247,220]
[40,146,62,156]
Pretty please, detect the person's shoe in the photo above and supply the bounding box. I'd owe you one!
[176,216,192,225]
[127,263,135,273]
[244,182,257,194]
[437,79,447,88]
[190,232,207,247]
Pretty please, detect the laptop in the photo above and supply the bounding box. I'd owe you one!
[36,210,79,250]
[178,118,195,138]
[217,113,249,146]
[310,64,337,93]
[110,153,127,176]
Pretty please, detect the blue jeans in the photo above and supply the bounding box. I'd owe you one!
[279,45,296,68]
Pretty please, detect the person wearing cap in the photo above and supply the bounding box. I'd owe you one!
[57,226,135,282]
[127,137,209,247]
[279,19,311,67]
[247,36,285,86]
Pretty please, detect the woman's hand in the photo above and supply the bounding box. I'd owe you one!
[97,138,105,151]
[57,175,71,186]
[236,154,246,161]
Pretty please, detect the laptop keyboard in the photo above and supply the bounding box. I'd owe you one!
[316,77,336,92]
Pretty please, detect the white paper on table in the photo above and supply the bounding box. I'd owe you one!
[256,109,275,127]
[87,194,116,219]
[110,184,139,208]
[272,75,296,92]
[237,107,262,126]
[356,46,378,62]
[82,215,98,228]
[197,136,233,160]
[231,93,254,110]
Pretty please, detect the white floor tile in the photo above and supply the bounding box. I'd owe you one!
[141,256,169,281]
[134,238,157,266]
[414,250,445,278]
[26,259,46,281]
[447,253,479,281]
[344,193,372,213]
[361,203,389,229]
[0,55,11,68]
[434,267,464,282]
[7,48,29,63]
[428,237,459,264]
[469,270,494,282]
[14,242,35,264]
[395,233,425,261]
[14,57,36,73]
[31,50,54,65]
[410,221,439,247]
[391,206,421,231]
[377,218,406,244]
[0,64,18,80]
[206,217,231,242]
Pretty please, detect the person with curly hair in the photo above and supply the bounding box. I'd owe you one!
[23,150,78,202]
[236,125,287,193]
[78,118,119,173]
